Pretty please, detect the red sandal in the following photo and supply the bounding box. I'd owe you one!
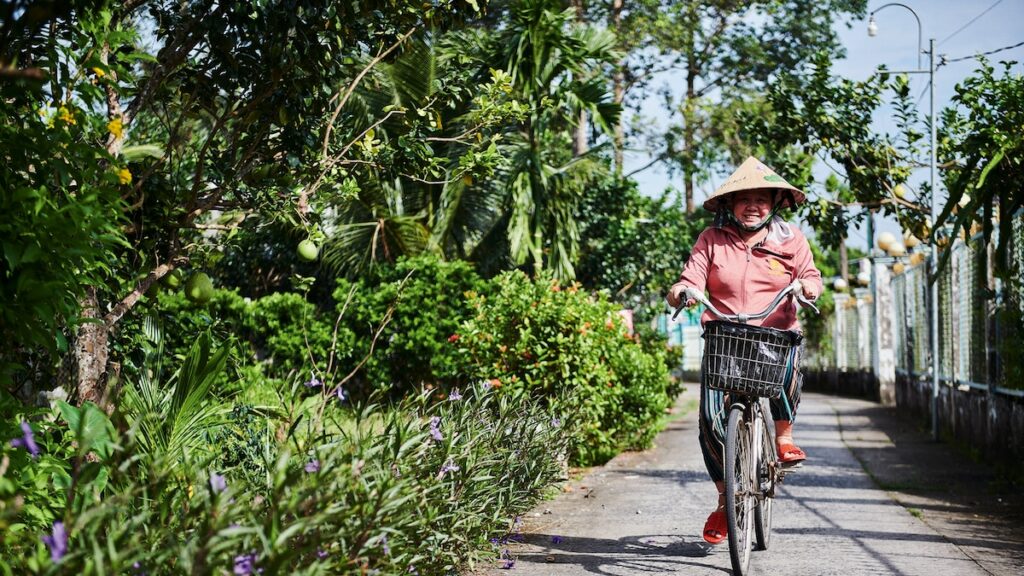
[778,443,806,464]
[703,508,728,544]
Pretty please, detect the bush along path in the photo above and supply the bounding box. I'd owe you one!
[1,259,681,574]
[1,380,568,574]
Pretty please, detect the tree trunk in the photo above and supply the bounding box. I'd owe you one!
[839,239,849,281]
[683,7,697,214]
[572,0,589,157]
[611,0,625,173]
[74,287,110,408]
[683,77,695,214]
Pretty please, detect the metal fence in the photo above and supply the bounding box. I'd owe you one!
[811,210,1024,400]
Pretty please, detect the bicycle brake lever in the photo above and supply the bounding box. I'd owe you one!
[795,294,820,314]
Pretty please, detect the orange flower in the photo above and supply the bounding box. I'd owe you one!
[488,378,502,389]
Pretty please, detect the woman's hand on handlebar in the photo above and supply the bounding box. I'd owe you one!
[667,284,697,309]
[800,281,820,301]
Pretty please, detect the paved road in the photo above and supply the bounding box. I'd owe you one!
[470,391,1024,576]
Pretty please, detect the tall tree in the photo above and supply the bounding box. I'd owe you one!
[608,0,867,212]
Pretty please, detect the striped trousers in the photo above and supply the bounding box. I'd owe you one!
[697,349,803,483]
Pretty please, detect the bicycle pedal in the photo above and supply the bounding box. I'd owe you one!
[780,460,804,470]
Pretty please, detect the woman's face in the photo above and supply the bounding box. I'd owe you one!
[731,190,773,228]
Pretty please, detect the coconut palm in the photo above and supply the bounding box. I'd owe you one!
[322,0,619,280]
[485,0,620,280]
[120,326,232,463]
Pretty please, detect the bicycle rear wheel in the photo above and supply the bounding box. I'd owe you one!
[724,405,754,576]
[754,405,775,551]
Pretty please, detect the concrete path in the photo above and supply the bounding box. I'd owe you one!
[470,391,1024,575]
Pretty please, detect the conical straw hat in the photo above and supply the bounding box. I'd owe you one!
[703,156,805,211]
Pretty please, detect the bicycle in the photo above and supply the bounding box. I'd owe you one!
[673,280,818,576]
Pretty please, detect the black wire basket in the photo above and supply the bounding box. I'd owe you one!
[700,321,803,398]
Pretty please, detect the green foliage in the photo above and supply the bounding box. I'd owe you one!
[120,332,232,461]
[608,0,868,209]
[453,270,673,466]
[996,303,1024,390]
[742,54,926,250]
[576,177,708,323]
[0,3,131,383]
[497,0,621,280]
[336,255,489,398]
[149,287,342,389]
[0,380,564,574]
[937,60,1023,279]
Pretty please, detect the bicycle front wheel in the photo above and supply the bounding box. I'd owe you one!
[724,405,755,576]
[754,404,775,551]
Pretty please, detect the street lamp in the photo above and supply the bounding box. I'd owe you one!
[867,2,940,441]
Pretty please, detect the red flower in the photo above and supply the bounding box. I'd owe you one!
[448,333,460,343]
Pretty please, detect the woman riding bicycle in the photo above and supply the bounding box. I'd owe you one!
[666,157,823,545]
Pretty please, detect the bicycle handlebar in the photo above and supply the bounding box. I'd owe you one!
[672,280,820,323]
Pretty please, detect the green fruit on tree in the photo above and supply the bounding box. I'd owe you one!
[163,269,183,288]
[184,272,214,303]
[297,239,319,262]
[893,184,906,199]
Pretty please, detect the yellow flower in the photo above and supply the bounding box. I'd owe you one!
[107,117,123,139]
[57,106,76,125]
[92,67,105,78]
[117,168,132,185]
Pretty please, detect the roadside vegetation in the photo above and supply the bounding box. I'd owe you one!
[2,0,1018,572]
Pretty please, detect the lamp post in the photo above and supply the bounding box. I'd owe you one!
[867,2,940,441]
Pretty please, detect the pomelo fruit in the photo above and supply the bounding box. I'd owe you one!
[185,272,214,303]
[297,239,319,262]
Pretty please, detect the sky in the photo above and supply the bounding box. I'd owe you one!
[623,0,1024,256]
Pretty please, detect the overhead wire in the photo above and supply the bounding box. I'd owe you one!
[938,0,1004,46]
[939,40,1024,66]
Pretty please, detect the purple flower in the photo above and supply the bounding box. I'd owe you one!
[304,374,323,389]
[334,386,348,402]
[233,552,259,575]
[429,416,443,441]
[210,473,227,494]
[500,547,516,569]
[305,459,321,473]
[447,389,462,401]
[381,534,390,555]
[551,535,563,544]
[316,549,329,559]
[41,521,67,563]
[437,460,460,479]
[551,417,561,428]
[11,420,40,458]
[407,565,418,575]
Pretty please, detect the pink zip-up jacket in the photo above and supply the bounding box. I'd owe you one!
[672,217,823,332]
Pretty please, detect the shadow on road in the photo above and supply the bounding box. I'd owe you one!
[496,531,731,575]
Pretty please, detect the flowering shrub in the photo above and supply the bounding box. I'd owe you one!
[452,271,674,466]
[0,380,564,574]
